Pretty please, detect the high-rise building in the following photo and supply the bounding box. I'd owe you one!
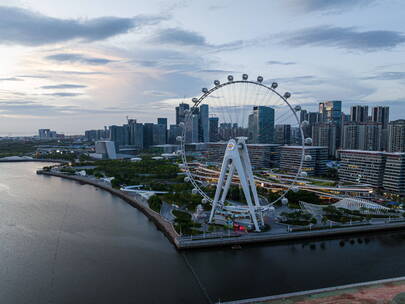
[85,130,97,142]
[157,117,167,127]
[175,103,190,125]
[342,122,359,150]
[372,106,389,129]
[143,123,154,148]
[168,124,182,144]
[300,109,308,124]
[350,105,369,123]
[274,124,291,145]
[342,122,383,151]
[153,123,166,145]
[38,129,58,139]
[185,114,199,143]
[371,107,389,151]
[219,123,232,141]
[338,150,405,195]
[341,113,351,123]
[157,118,168,144]
[128,119,144,150]
[248,106,274,144]
[319,100,342,123]
[209,117,219,142]
[207,142,281,168]
[387,119,405,152]
[338,150,386,188]
[280,146,328,176]
[109,125,129,151]
[319,100,342,152]
[300,111,322,138]
[291,126,302,144]
[383,153,405,196]
[198,104,209,142]
[38,129,50,139]
[312,122,337,157]
[362,123,383,151]
[85,129,109,142]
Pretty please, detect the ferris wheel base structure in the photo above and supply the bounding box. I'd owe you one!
[180,74,307,234]
[209,137,264,232]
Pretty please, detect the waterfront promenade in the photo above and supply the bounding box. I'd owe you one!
[36,170,405,250]
[223,276,405,304]
[36,170,180,244]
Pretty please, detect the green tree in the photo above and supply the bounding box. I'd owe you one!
[148,195,162,213]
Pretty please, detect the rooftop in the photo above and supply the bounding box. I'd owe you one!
[281,145,328,150]
[339,149,405,156]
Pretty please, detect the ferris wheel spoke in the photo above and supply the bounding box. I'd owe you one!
[182,76,304,232]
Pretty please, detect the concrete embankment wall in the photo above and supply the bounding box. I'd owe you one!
[36,170,180,247]
[0,159,69,163]
[223,276,405,304]
[177,221,405,249]
[36,170,405,250]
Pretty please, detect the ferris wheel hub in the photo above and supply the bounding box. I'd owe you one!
[180,75,306,232]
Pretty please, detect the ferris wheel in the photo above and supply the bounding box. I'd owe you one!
[178,74,308,232]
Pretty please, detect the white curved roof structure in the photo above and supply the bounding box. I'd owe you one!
[300,197,394,217]
[334,197,390,213]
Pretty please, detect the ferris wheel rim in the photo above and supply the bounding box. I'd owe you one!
[179,77,306,208]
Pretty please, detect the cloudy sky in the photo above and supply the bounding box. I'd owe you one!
[0,0,404,136]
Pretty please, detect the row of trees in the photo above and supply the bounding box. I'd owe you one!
[279,210,317,226]
[88,158,180,188]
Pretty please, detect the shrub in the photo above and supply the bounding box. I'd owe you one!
[148,195,162,213]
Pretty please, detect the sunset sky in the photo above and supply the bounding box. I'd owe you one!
[0,0,404,135]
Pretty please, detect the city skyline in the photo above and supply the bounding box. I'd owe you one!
[3,2,405,303]
[1,0,405,135]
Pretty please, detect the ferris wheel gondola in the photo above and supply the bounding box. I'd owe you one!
[179,74,306,231]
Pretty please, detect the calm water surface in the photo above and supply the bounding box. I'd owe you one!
[1,162,405,304]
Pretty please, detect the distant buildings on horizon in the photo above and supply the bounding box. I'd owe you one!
[78,100,405,158]
[33,99,405,196]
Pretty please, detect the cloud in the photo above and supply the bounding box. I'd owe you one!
[0,100,150,117]
[362,72,405,80]
[45,70,108,75]
[18,75,49,79]
[267,60,296,66]
[281,26,405,51]
[150,28,206,46]
[198,69,236,73]
[0,77,24,81]
[143,90,175,97]
[149,27,244,51]
[45,53,115,65]
[40,84,87,89]
[44,92,83,97]
[132,48,208,72]
[0,6,165,46]
[269,75,318,84]
[208,4,229,10]
[0,100,75,116]
[286,0,376,13]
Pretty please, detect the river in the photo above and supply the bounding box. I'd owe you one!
[1,162,405,303]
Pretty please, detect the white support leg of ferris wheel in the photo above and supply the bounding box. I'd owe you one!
[239,140,264,224]
[209,137,261,232]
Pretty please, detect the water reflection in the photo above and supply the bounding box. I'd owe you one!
[2,162,405,304]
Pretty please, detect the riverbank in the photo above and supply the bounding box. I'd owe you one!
[36,170,405,250]
[36,170,180,247]
[0,158,69,163]
[223,276,405,304]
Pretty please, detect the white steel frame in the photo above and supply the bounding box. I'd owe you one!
[180,76,306,232]
[209,137,263,232]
